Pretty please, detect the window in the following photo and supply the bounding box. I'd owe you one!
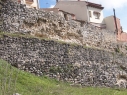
[81,22,85,27]
[26,0,33,2]
[25,0,34,4]
[94,12,100,19]
[18,0,21,3]
[64,14,68,21]
[71,14,75,20]
[89,11,92,17]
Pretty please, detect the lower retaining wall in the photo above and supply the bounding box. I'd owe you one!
[0,35,127,88]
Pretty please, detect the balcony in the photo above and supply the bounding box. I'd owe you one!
[25,0,34,4]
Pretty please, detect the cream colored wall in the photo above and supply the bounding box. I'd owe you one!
[87,6,104,24]
[21,0,25,4]
[21,0,39,9]
[54,2,88,21]
[83,3,89,22]
[30,0,39,9]
[104,16,115,31]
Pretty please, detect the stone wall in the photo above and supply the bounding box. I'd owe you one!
[0,0,117,51]
[0,35,127,88]
[1,0,127,88]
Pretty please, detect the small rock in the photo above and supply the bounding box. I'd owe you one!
[13,93,21,95]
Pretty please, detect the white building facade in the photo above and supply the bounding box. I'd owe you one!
[86,2,105,28]
[18,0,39,9]
[87,6,104,24]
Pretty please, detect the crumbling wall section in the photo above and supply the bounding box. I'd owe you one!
[0,0,117,51]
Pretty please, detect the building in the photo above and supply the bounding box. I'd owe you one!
[104,16,127,42]
[54,0,106,28]
[17,0,39,9]
[55,0,127,42]
[104,16,122,40]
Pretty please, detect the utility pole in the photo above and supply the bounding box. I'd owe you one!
[113,8,118,35]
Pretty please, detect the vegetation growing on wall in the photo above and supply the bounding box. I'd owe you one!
[1,59,127,95]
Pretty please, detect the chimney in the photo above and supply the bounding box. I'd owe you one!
[78,0,80,1]
[56,0,58,3]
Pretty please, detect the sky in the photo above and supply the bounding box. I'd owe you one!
[39,0,127,32]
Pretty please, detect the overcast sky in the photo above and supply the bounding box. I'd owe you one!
[39,0,127,32]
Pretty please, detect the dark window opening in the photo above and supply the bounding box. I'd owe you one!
[89,11,92,17]
[94,12,100,19]
[81,22,85,27]
[64,14,68,21]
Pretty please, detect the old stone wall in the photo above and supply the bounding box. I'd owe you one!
[0,35,127,88]
[0,0,118,52]
[1,0,127,88]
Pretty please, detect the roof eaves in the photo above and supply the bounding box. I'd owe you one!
[86,1,104,9]
[59,10,75,16]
